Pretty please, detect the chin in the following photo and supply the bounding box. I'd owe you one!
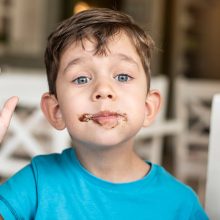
[73,135,132,150]
[69,125,136,149]
[87,134,134,150]
[89,138,124,148]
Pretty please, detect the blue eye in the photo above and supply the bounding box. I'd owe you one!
[115,74,132,82]
[73,76,91,85]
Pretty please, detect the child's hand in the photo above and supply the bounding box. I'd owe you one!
[0,96,19,143]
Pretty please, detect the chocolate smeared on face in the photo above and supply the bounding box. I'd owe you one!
[79,111,127,129]
[79,114,93,122]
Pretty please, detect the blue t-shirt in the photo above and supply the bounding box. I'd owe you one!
[0,148,208,220]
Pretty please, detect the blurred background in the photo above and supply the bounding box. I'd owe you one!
[1,0,220,206]
[1,0,220,79]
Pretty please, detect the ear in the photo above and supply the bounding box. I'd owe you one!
[143,90,161,127]
[41,92,66,130]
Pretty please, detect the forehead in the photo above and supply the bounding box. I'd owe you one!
[60,31,139,62]
[57,32,146,79]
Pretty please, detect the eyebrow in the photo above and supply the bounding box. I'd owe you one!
[63,53,139,74]
[63,57,86,74]
[114,53,139,67]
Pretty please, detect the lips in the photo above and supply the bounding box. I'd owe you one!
[79,111,127,129]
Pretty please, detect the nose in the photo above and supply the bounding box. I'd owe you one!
[92,81,116,101]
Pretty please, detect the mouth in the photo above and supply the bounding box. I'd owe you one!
[79,111,127,129]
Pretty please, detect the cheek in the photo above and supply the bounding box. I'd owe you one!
[134,89,147,110]
[59,94,90,124]
[127,86,147,106]
[125,93,146,118]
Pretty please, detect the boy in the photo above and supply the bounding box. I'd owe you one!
[0,8,208,219]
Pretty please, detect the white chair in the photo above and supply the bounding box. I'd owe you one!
[0,70,70,177]
[135,75,183,164]
[205,94,220,220]
[173,77,220,200]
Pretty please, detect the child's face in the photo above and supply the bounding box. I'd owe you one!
[43,32,160,149]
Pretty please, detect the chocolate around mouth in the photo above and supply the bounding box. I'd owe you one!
[79,112,127,128]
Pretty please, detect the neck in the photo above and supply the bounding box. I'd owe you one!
[73,141,150,183]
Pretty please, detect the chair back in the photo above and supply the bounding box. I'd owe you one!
[174,77,220,180]
[0,70,70,177]
[173,77,220,203]
[205,94,220,220]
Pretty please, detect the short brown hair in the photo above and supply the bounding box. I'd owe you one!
[44,8,154,95]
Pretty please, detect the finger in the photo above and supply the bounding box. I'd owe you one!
[0,96,19,140]
[1,96,19,121]
[5,96,19,111]
[0,96,19,119]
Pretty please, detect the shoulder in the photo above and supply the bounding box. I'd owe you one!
[152,163,195,193]
[31,147,73,170]
[148,164,208,218]
[30,147,75,184]
[150,163,202,205]
[0,163,38,218]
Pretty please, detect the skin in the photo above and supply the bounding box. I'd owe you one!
[41,32,161,183]
[0,96,18,143]
[0,98,18,219]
